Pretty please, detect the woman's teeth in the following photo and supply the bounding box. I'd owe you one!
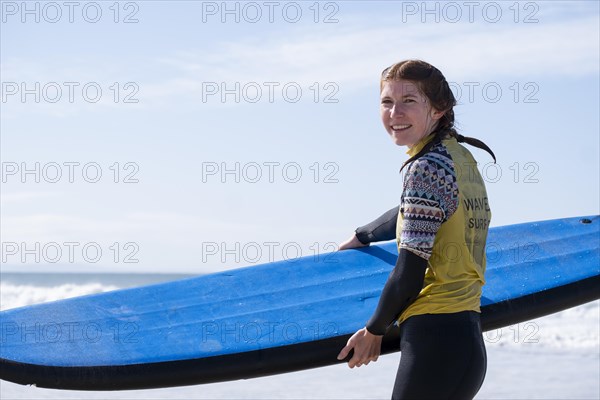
[392,125,410,130]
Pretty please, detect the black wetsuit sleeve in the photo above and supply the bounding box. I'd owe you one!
[355,206,399,245]
[365,249,427,336]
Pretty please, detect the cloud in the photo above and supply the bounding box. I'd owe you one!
[159,16,598,81]
[137,15,599,108]
[0,191,61,206]
[2,13,597,114]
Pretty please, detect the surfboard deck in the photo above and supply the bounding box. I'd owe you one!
[1,216,599,390]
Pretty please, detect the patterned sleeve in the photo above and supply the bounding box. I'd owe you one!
[399,151,459,260]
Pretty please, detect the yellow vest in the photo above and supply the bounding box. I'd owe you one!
[396,134,492,324]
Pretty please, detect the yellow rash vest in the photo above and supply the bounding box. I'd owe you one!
[396,133,492,324]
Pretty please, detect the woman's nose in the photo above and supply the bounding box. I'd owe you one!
[390,103,405,118]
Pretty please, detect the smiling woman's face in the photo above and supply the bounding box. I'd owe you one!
[380,79,444,148]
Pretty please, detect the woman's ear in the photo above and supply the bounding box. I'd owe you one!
[431,108,445,121]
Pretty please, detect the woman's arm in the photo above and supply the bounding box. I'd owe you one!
[365,248,427,335]
[355,206,399,244]
[337,249,427,367]
[339,206,400,250]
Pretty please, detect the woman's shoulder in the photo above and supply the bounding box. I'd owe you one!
[403,143,460,213]
[405,141,456,178]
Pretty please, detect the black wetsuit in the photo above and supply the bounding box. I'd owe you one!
[356,208,487,400]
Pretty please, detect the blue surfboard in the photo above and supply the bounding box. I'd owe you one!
[1,216,598,390]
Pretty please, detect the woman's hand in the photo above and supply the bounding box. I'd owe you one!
[337,327,383,368]
[338,233,369,251]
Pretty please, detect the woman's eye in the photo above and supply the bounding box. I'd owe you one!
[381,99,393,105]
[403,98,416,103]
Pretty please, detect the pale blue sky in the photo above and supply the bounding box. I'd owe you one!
[1,1,599,273]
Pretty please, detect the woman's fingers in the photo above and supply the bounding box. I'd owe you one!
[338,234,368,251]
[337,330,360,361]
[336,343,352,360]
[341,328,383,368]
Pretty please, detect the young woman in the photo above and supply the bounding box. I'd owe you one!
[336,60,495,400]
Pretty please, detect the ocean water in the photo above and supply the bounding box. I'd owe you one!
[1,273,598,399]
[0,272,194,311]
